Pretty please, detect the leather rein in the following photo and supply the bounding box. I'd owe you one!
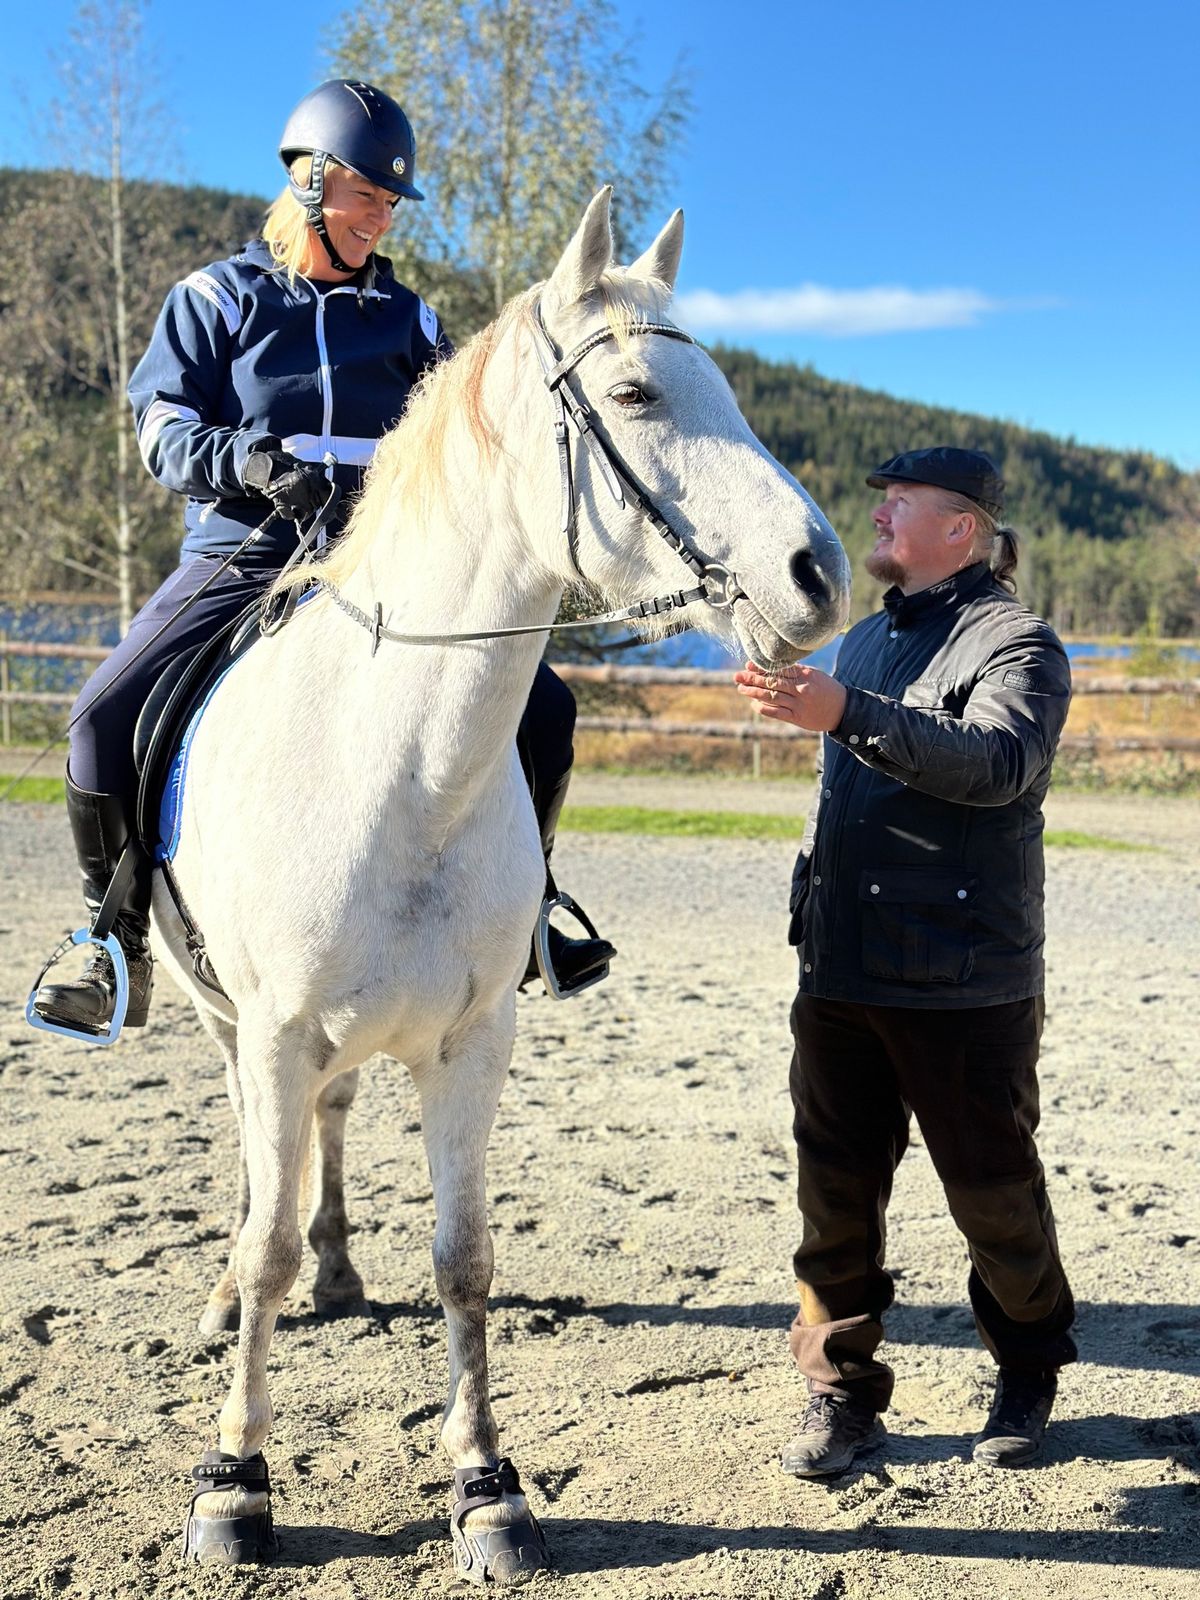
[310,300,748,653]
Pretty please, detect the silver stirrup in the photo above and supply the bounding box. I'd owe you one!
[534,891,610,1001]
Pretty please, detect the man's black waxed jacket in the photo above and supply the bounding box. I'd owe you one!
[789,562,1071,1009]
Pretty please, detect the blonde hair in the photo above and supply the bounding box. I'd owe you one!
[261,156,344,282]
[939,490,1020,594]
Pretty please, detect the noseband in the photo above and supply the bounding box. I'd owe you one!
[311,299,748,652]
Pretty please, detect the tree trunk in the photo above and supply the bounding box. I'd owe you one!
[110,63,135,636]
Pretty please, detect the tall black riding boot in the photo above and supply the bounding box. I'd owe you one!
[33,778,154,1032]
[524,764,616,996]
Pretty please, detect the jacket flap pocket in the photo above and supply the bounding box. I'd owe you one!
[859,867,977,907]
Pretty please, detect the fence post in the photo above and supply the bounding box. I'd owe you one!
[0,633,10,746]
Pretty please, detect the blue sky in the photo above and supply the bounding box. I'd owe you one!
[6,0,1198,468]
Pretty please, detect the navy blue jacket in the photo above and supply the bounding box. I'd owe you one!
[128,239,450,564]
[790,563,1072,1008]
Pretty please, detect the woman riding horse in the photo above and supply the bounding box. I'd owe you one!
[32,78,614,1036]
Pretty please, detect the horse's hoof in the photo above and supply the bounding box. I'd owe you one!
[182,1508,278,1564]
[452,1516,549,1586]
[451,1459,549,1586]
[312,1266,367,1317]
[312,1290,370,1320]
[198,1298,240,1335]
[181,1451,278,1565]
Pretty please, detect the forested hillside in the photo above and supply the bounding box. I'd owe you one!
[715,350,1200,631]
[2,169,1195,635]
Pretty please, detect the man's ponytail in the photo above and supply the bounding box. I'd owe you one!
[991,526,1020,594]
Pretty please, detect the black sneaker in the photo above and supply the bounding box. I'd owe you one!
[972,1367,1057,1467]
[781,1391,886,1478]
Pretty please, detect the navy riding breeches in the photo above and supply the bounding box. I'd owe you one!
[67,555,577,803]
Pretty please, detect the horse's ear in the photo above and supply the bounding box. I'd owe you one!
[545,186,614,310]
[629,209,684,293]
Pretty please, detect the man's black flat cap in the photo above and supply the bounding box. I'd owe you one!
[866,446,1005,517]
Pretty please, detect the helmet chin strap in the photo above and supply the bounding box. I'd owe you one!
[293,149,356,275]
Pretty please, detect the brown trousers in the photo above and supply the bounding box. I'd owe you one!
[788,993,1076,1411]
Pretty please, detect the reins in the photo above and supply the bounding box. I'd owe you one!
[303,299,749,652]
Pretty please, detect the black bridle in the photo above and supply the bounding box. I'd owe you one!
[315,299,748,652]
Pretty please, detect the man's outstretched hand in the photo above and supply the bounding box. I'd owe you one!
[734,661,847,734]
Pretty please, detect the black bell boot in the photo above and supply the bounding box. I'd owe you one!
[33,779,154,1033]
[523,764,615,997]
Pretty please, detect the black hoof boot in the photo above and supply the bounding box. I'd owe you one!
[450,1459,549,1586]
[182,1451,278,1565]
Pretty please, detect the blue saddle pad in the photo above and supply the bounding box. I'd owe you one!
[156,659,243,863]
[152,589,319,864]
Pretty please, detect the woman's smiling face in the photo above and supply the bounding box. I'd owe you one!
[314,166,398,277]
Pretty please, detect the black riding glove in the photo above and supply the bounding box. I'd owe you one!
[241,448,330,522]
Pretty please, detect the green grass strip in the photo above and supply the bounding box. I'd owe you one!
[2,775,67,804]
[0,786,1151,854]
[1043,828,1150,852]
[561,805,805,840]
[562,805,1148,851]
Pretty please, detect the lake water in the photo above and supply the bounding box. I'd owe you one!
[2,598,1196,695]
[582,629,1200,674]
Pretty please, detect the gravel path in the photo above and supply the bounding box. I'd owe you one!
[1,785,1198,1599]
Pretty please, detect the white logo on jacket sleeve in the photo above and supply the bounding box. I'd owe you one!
[418,297,439,345]
[183,272,243,336]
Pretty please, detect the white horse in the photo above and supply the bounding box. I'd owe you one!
[157,188,850,1581]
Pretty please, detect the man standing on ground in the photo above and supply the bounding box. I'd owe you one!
[736,447,1076,1476]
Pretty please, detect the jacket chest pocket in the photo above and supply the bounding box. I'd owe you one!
[859,867,977,984]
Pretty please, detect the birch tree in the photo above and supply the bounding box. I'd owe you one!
[329,0,691,337]
[3,1,176,631]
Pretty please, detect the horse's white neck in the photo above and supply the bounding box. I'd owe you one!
[326,319,566,843]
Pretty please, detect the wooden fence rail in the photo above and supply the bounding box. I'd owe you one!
[576,716,1200,752]
[1,636,1197,762]
[1,638,1195,694]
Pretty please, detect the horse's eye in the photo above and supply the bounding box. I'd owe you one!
[607,382,650,407]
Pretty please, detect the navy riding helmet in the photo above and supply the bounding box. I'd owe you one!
[279,78,424,271]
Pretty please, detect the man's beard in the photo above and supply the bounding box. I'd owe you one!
[864,549,907,587]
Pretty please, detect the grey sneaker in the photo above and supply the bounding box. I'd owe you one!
[781,1391,886,1478]
[972,1367,1057,1467]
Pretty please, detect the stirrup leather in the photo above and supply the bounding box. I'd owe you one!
[534,891,610,1001]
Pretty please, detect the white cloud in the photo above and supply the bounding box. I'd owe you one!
[673,284,1006,337]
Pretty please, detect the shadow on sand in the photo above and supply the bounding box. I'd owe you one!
[265,1477,1199,1574]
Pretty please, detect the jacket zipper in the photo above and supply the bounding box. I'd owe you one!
[308,283,391,467]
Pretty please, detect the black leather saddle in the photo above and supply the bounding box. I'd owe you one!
[133,597,265,854]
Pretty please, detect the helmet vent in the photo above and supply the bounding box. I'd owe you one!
[346,81,380,123]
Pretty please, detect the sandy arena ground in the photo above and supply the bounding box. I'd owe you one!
[1,778,1198,1600]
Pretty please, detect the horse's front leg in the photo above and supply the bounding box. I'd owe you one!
[416,1001,549,1586]
[196,1010,248,1335]
[184,1016,320,1564]
[309,1066,367,1314]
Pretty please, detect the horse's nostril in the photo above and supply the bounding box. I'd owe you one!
[790,549,829,605]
